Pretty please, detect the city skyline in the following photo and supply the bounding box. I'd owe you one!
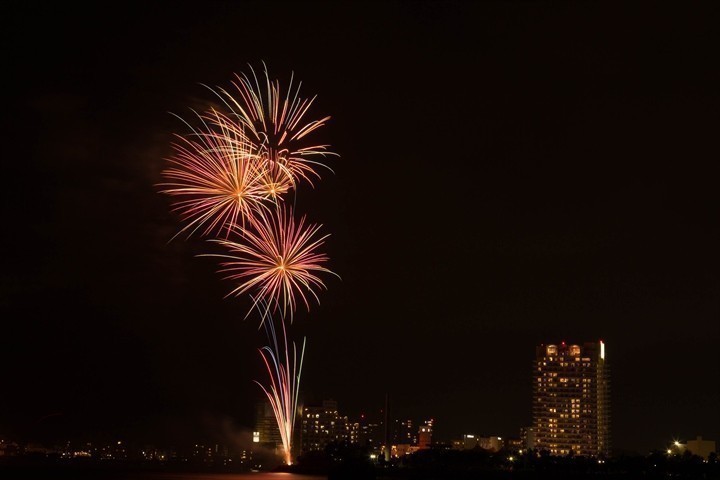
[2,369,714,464]
[2,0,718,459]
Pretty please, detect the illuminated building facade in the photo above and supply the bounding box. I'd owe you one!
[418,419,433,449]
[455,434,506,452]
[532,341,610,457]
[349,421,360,445]
[392,419,416,445]
[505,437,523,452]
[478,436,504,452]
[357,414,382,450]
[461,434,478,450]
[300,399,348,453]
[253,402,283,450]
[520,426,536,451]
[685,436,716,460]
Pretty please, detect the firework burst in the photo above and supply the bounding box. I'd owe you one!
[202,62,337,196]
[160,65,339,467]
[204,206,337,321]
[158,108,273,239]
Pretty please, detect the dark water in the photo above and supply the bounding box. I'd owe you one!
[128,474,325,480]
[0,470,327,480]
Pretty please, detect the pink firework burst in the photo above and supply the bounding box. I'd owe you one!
[158,108,272,239]
[203,62,337,197]
[205,206,338,320]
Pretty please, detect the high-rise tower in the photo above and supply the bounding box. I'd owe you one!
[300,399,348,454]
[253,401,283,451]
[532,341,610,457]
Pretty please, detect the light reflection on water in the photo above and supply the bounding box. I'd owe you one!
[128,474,325,480]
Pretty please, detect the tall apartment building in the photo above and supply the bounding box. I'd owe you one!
[253,401,283,450]
[532,341,610,457]
[357,414,382,450]
[392,419,416,446]
[300,399,348,453]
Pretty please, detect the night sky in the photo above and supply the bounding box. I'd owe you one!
[3,1,719,455]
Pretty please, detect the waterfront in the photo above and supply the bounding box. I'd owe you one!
[0,470,328,480]
[126,474,326,480]
[3,462,720,480]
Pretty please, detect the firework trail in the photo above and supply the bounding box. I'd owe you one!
[253,299,305,466]
[203,205,338,322]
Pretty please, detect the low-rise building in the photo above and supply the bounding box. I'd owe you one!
[686,436,716,459]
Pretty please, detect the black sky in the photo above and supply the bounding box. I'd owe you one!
[2,1,719,454]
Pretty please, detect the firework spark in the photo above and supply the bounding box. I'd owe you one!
[254,303,305,466]
[159,66,338,468]
[204,206,337,321]
[158,109,274,239]
[203,62,337,196]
